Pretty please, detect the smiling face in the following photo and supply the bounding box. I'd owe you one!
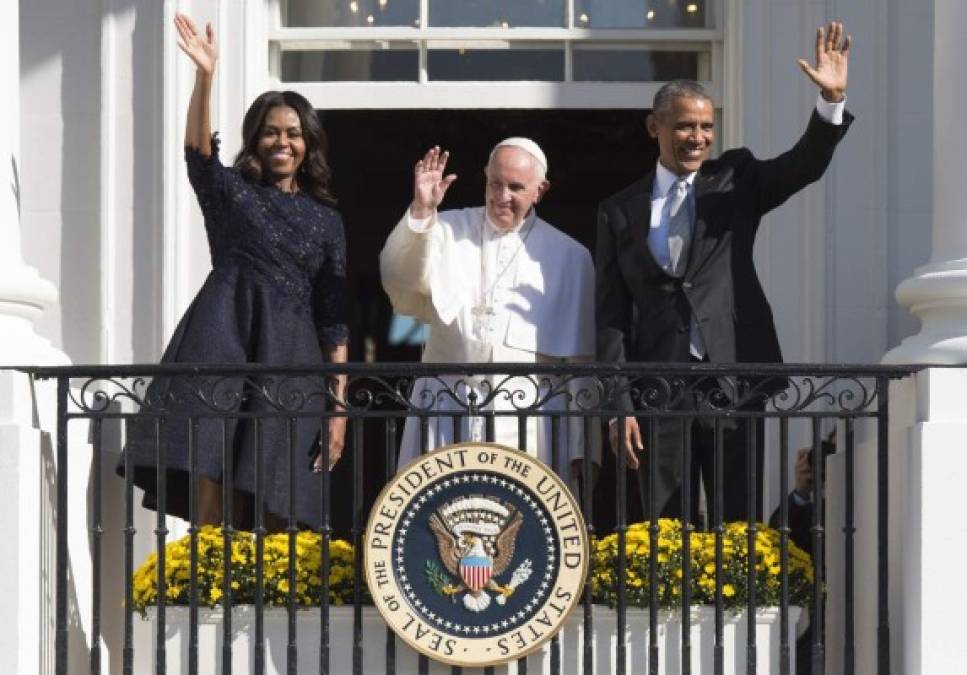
[647,95,715,176]
[256,105,306,190]
[484,147,549,230]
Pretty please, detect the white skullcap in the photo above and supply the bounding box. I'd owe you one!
[492,137,548,175]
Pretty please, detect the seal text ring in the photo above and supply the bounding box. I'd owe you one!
[365,442,589,667]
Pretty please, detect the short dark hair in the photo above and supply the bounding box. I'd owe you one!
[652,80,712,120]
[234,90,335,204]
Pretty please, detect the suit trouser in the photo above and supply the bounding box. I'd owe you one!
[631,411,765,526]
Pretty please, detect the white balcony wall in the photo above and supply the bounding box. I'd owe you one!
[20,0,165,365]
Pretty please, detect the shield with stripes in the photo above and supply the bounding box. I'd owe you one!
[459,555,493,593]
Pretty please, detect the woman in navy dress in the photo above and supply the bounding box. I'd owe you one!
[122,14,348,530]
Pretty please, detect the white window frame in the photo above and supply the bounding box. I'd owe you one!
[251,0,726,109]
[165,0,741,343]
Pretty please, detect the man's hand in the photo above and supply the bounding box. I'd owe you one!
[793,447,814,498]
[608,417,644,470]
[410,146,457,219]
[798,21,851,102]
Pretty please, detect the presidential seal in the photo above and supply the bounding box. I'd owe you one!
[365,443,588,667]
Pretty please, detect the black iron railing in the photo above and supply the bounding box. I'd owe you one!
[24,362,920,675]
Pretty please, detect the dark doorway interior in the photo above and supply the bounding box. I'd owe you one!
[320,109,659,536]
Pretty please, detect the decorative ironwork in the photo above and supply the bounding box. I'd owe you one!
[48,364,898,419]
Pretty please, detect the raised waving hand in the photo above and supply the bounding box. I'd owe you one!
[175,13,217,155]
[410,146,458,219]
[175,13,218,75]
[798,21,851,102]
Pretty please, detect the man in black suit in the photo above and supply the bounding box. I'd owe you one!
[596,22,853,524]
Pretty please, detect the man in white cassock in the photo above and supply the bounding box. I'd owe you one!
[379,138,599,485]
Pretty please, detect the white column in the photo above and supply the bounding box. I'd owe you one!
[0,4,69,672]
[0,1,66,367]
[879,7,967,672]
[883,0,967,364]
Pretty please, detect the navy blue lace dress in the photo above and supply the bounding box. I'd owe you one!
[122,137,348,528]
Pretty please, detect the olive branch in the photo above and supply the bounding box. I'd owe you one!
[424,560,454,597]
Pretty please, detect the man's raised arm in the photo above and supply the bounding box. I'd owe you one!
[379,146,458,319]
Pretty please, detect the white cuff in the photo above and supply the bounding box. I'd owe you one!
[815,94,846,126]
[407,209,436,233]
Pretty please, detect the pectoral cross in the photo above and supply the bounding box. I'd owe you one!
[471,302,496,337]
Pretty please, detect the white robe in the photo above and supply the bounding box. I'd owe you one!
[379,207,600,486]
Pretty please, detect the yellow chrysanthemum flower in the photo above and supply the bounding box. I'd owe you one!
[130,527,364,614]
[591,520,814,611]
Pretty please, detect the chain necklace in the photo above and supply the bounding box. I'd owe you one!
[470,209,537,339]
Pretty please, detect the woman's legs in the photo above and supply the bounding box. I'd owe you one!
[197,475,224,525]
[198,476,289,533]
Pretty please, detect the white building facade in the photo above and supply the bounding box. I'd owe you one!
[2,0,967,673]
[12,0,944,367]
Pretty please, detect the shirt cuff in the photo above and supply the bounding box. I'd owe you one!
[815,94,846,125]
[407,209,436,233]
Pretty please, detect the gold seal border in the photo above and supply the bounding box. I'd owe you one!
[364,442,589,668]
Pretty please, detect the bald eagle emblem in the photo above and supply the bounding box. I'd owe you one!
[426,496,532,612]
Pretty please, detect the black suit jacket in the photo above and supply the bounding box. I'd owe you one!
[596,110,853,367]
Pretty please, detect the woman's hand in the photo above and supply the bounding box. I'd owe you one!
[327,417,347,470]
[177,13,216,154]
[312,417,347,472]
[175,13,218,76]
[313,344,349,472]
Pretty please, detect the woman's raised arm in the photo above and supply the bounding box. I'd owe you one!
[174,13,218,156]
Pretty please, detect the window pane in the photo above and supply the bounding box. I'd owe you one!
[427,48,564,81]
[573,49,702,81]
[429,0,565,27]
[574,0,709,29]
[280,50,418,82]
[284,0,419,27]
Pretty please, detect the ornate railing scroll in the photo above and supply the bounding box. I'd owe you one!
[38,362,909,420]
